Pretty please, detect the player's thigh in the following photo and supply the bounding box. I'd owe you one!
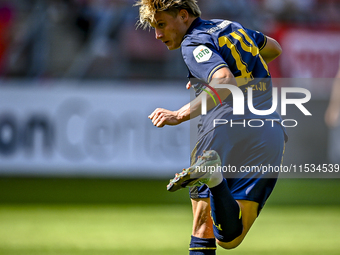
[216,199,259,249]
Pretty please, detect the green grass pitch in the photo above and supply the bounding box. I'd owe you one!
[0,205,339,255]
[0,178,339,255]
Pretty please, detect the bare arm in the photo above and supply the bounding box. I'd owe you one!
[325,66,340,127]
[260,36,282,63]
[148,67,237,127]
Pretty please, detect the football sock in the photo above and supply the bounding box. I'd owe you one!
[189,235,216,255]
[209,179,243,242]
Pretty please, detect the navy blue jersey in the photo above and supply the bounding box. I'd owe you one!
[182,18,287,207]
[181,18,283,139]
[182,18,269,84]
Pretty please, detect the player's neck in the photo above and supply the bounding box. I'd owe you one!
[185,17,200,35]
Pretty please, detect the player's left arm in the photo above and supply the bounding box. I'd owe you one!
[325,65,340,127]
[148,67,236,127]
[259,36,282,63]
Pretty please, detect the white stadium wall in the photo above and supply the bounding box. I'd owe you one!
[0,80,191,177]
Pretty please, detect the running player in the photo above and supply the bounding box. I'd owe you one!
[135,0,287,253]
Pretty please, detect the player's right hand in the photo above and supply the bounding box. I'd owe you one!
[148,108,182,128]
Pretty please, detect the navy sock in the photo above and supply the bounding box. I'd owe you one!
[189,235,216,255]
[209,179,243,242]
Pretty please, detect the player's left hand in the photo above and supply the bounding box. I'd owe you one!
[148,108,181,127]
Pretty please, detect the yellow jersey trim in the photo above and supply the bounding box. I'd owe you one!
[259,35,267,50]
[207,64,228,83]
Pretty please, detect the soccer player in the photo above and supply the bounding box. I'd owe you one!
[135,0,287,253]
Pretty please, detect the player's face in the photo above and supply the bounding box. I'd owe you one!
[152,11,188,50]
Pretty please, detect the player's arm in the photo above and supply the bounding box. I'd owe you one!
[259,36,282,63]
[325,65,340,127]
[148,67,236,127]
[179,67,236,120]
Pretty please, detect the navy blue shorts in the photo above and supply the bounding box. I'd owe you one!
[189,120,286,211]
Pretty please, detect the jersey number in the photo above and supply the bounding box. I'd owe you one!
[218,29,269,86]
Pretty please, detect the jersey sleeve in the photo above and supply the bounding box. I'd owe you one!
[181,35,228,83]
[244,28,267,50]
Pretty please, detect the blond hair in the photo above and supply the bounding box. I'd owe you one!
[135,0,201,29]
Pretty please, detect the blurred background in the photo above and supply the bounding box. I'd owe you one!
[1,0,340,175]
[0,0,340,255]
[0,0,339,80]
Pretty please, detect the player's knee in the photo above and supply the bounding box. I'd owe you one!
[212,217,243,249]
[216,236,244,250]
[215,227,245,250]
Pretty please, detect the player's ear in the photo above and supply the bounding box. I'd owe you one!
[179,9,189,22]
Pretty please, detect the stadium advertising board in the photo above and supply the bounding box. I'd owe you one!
[0,79,336,178]
[0,80,190,177]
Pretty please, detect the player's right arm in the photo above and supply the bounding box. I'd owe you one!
[177,67,236,121]
[148,67,236,127]
[259,36,282,63]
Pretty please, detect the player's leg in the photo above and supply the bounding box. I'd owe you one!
[216,199,259,249]
[188,121,286,250]
[189,198,216,255]
[190,177,252,250]
[191,197,259,249]
[188,174,245,253]
[210,123,284,248]
[191,198,214,239]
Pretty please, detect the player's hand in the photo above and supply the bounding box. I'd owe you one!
[148,108,181,128]
[186,81,192,89]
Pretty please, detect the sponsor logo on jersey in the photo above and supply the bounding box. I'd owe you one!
[207,20,232,34]
[193,45,212,63]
